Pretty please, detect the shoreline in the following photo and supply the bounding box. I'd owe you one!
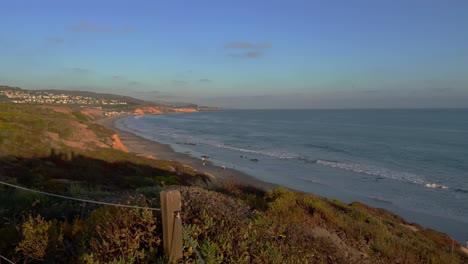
[96,114,279,191]
[95,114,468,246]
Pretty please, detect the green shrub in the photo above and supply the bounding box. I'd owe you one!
[16,214,63,262]
[82,202,161,263]
[72,111,89,122]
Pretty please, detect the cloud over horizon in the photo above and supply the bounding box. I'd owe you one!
[67,22,112,32]
[224,41,271,59]
[69,67,92,74]
[47,37,64,43]
[128,81,141,86]
[224,42,271,49]
[172,80,188,85]
[228,51,263,58]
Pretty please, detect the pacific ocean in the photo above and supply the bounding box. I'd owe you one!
[116,109,468,242]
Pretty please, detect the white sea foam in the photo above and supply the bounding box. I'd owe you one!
[424,183,449,189]
[121,116,458,194]
[315,160,456,192]
[216,144,298,159]
[129,125,299,160]
[316,159,426,185]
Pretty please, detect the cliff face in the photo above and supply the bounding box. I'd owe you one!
[171,107,198,113]
[134,106,198,114]
[134,107,163,115]
[112,134,128,152]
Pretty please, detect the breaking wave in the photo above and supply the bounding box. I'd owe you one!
[118,117,466,194]
[216,144,298,159]
[316,159,425,185]
[315,159,461,192]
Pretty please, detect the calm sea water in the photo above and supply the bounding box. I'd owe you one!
[116,109,468,242]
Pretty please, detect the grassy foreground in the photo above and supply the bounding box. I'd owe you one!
[0,103,467,263]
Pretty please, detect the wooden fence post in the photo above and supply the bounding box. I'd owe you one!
[160,190,183,262]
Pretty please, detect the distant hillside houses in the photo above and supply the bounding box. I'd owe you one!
[0,88,127,106]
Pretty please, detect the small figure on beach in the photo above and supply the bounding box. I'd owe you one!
[202,162,206,166]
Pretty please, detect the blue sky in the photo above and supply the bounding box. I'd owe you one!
[1,0,468,108]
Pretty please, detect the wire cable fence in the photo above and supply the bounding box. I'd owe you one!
[0,254,15,264]
[1,181,205,263]
[0,181,161,211]
[176,212,205,264]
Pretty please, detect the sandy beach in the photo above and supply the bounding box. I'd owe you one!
[96,115,278,191]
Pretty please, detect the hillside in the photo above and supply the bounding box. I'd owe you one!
[0,85,219,111]
[0,85,218,120]
[0,103,467,263]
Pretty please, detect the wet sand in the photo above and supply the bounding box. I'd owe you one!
[96,115,278,191]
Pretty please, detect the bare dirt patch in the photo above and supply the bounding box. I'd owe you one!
[312,226,370,263]
[461,246,468,256]
[112,134,128,152]
[80,108,104,120]
[402,223,419,232]
[40,105,71,114]
[136,153,157,159]
[44,121,112,151]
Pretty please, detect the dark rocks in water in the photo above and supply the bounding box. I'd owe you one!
[176,142,197,146]
[250,158,259,162]
[240,155,243,158]
[201,155,210,159]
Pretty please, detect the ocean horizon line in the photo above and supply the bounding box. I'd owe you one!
[215,107,468,111]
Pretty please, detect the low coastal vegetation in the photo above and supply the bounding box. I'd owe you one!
[1,103,467,263]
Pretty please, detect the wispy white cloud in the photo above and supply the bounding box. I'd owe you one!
[69,67,92,74]
[228,51,263,58]
[224,42,271,49]
[128,81,141,86]
[47,37,64,43]
[67,22,112,33]
[172,80,188,85]
[224,41,271,59]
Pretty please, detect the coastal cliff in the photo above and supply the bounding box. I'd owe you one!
[133,106,198,115]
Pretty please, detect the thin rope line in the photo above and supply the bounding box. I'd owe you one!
[0,254,15,264]
[176,212,205,264]
[0,181,160,211]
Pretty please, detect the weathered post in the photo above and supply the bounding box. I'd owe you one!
[160,190,183,262]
